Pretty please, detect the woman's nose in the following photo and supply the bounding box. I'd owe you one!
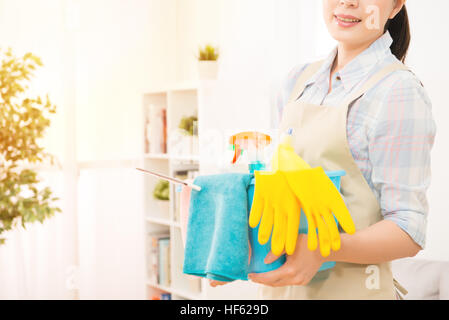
[340,0,359,8]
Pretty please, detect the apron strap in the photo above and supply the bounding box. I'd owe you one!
[393,278,409,300]
[287,60,411,108]
[339,62,410,108]
[287,60,325,104]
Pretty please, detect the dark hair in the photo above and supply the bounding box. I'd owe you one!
[384,4,410,63]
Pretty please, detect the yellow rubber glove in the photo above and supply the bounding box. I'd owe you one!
[249,170,301,256]
[249,132,356,258]
[282,167,356,257]
[249,133,310,257]
[271,133,310,171]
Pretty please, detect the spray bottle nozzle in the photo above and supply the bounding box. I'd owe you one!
[229,131,272,166]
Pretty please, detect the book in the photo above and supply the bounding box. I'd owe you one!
[144,111,150,154]
[148,233,169,284]
[172,169,199,223]
[162,108,167,153]
[150,292,171,300]
[158,238,171,286]
[160,293,171,300]
[148,104,167,154]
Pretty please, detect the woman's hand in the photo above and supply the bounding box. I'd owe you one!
[209,280,228,287]
[209,239,253,288]
[248,234,325,287]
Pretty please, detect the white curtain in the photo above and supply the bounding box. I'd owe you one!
[0,0,78,299]
[0,172,71,299]
[0,0,149,299]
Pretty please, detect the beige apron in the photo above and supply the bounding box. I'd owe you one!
[259,60,411,300]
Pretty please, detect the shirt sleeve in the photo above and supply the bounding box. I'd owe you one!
[368,76,437,249]
[275,63,309,126]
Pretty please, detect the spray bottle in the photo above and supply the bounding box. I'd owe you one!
[231,129,346,277]
[229,131,272,173]
[229,131,285,273]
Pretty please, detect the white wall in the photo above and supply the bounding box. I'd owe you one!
[202,0,332,132]
[175,0,220,83]
[76,0,159,161]
[406,0,449,261]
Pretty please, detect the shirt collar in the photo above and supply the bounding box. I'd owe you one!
[303,30,394,92]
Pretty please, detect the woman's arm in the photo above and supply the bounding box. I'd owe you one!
[365,75,436,251]
[335,74,437,265]
[248,220,422,287]
[324,219,421,265]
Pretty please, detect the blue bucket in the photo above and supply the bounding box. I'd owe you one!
[247,169,346,276]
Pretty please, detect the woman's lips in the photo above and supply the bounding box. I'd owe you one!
[334,14,362,28]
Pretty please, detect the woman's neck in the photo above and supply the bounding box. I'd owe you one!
[328,41,371,95]
[332,41,372,74]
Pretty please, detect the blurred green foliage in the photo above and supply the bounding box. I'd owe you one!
[153,180,169,201]
[197,44,219,61]
[0,47,61,245]
[178,116,198,136]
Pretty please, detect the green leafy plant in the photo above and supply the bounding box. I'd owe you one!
[153,180,169,201]
[178,116,198,136]
[197,44,219,61]
[0,47,61,245]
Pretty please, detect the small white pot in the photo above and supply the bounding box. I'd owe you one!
[191,135,199,155]
[180,135,192,155]
[156,200,169,217]
[198,60,218,80]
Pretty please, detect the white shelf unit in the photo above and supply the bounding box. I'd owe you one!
[143,84,261,300]
[143,87,202,300]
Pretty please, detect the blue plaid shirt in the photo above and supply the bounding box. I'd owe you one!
[276,31,437,248]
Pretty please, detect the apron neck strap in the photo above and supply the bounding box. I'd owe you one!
[287,59,410,108]
[339,62,410,108]
[287,60,325,104]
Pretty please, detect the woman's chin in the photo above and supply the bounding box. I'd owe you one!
[329,29,364,45]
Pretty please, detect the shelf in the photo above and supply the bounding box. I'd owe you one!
[168,82,198,92]
[146,217,181,228]
[143,81,202,301]
[147,281,200,300]
[170,154,199,162]
[144,153,170,160]
[145,82,198,95]
[144,153,199,162]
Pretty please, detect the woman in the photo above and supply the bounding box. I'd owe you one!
[213,0,437,299]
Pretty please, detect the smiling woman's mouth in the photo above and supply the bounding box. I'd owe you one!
[334,15,362,27]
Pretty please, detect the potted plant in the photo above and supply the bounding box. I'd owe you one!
[0,48,61,245]
[197,44,219,80]
[153,180,169,215]
[178,116,198,155]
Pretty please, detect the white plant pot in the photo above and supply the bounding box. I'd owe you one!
[198,60,218,80]
[191,135,199,155]
[168,130,183,156]
[180,135,191,155]
[156,200,169,216]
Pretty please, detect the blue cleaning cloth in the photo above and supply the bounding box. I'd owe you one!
[183,173,253,282]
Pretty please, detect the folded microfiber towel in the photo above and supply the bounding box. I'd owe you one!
[183,173,253,282]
